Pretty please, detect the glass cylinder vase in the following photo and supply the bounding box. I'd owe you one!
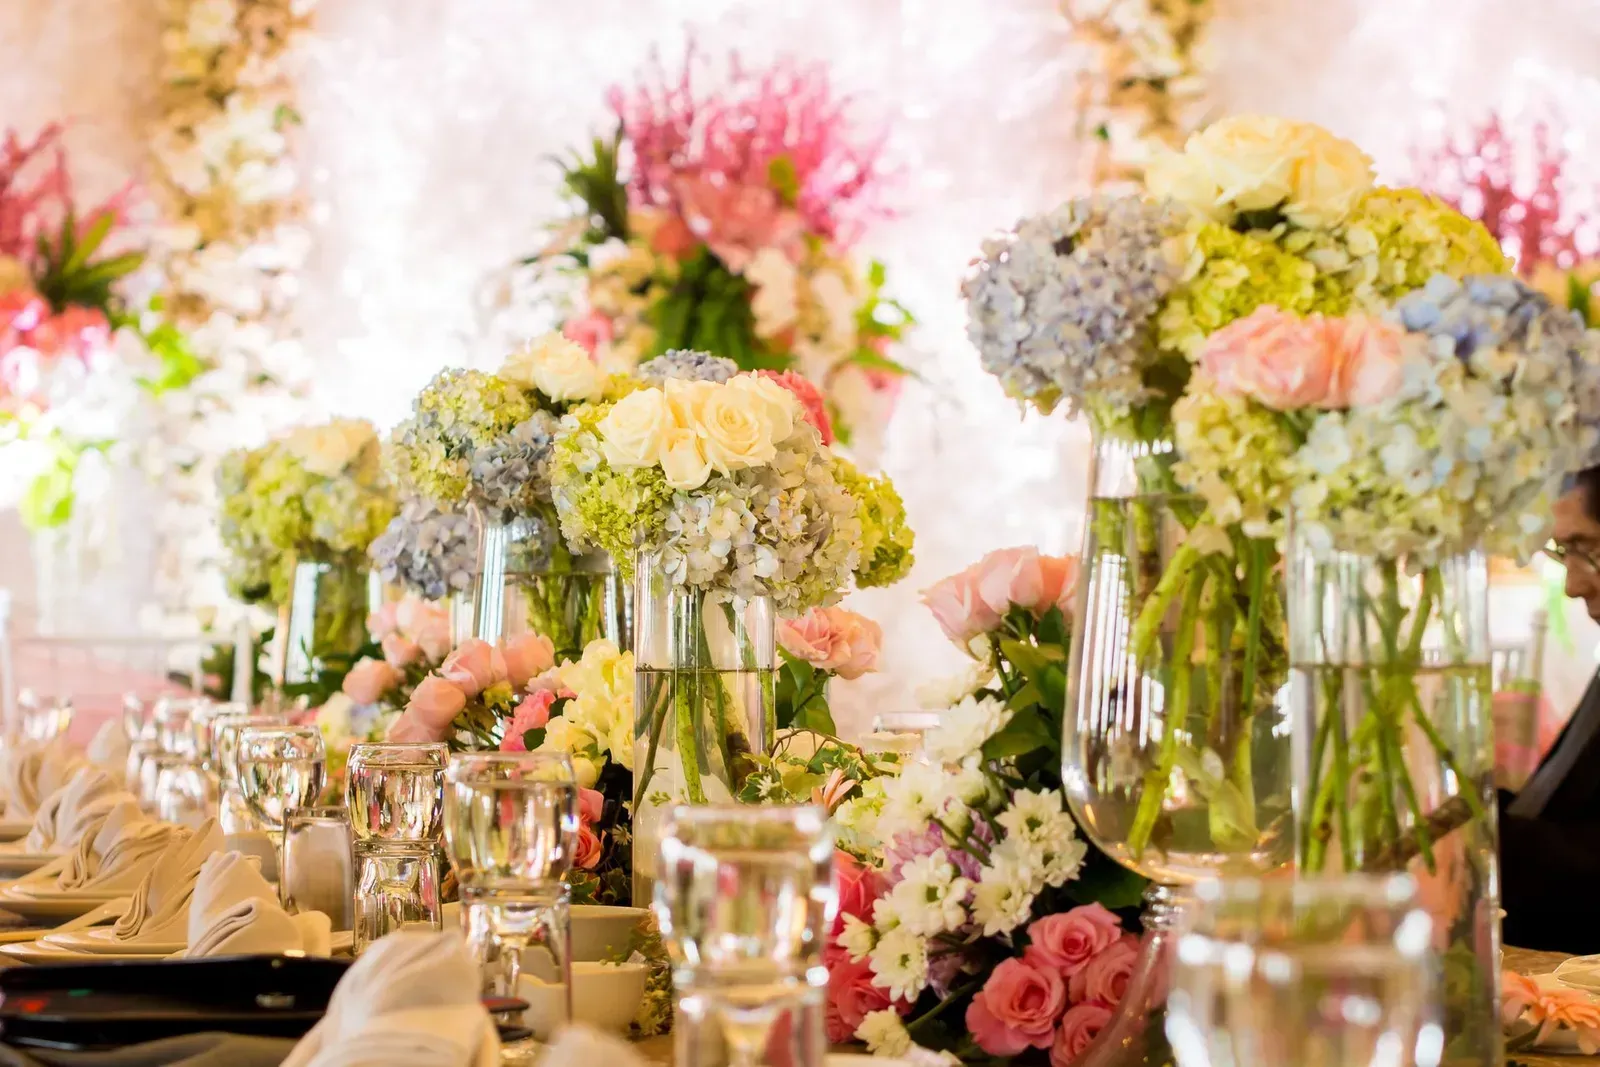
[631,550,776,902]
[1063,431,1294,1066]
[273,557,377,693]
[1287,526,1499,1067]
[468,505,629,661]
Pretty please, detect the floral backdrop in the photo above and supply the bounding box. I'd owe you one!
[4,0,1600,725]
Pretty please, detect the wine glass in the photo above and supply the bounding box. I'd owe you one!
[1166,875,1440,1067]
[153,755,219,829]
[237,725,327,893]
[213,713,287,833]
[654,804,835,1067]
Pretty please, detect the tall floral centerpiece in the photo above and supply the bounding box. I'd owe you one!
[520,50,913,455]
[550,354,912,898]
[388,333,633,658]
[218,418,397,694]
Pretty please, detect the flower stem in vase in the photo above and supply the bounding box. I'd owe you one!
[1127,569,1206,857]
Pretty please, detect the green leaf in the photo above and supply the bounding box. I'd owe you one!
[64,212,114,273]
[792,701,837,735]
[18,446,79,531]
[522,726,547,751]
[981,710,1055,760]
[768,155,799,205]
[867,260,886,288]
[1004,680,1043,712]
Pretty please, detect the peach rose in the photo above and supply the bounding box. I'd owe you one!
[502,633,556,690]
[1069,933,1141,1006]
[342,657,403,706]
[381,633,422,668]
[405,675,468,733]
[1024,904,1124,978]
[367,603,400,641]
[1051,1003,1113,1067]
[574,824,603,870]
[777,607,882,680]
[439,639,506,698]
[966,958,1068,1056]
[499,690,559,752]
[562,310,615,356]
[1323,315,1406,408]
[386,712,447,744]
[921,569,1003,648]
[973,547,1081,619]
[1199,306,1338,411]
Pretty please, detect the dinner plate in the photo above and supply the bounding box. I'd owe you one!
[0,852,57,876]
[44,927,182,955]
[0,889,123,923]
[0,940,158,964]
[0,818,32,843]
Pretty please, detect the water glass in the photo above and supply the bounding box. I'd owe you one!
[655,804,835,1067]
[443,751,577,1033]
[283,806,355,930]
[152,755,219,829]
[1166,875,1441,1067]
[237,725,326,894]
[153,696,206,757]
[213,713,286,832]
[347,743,448,953]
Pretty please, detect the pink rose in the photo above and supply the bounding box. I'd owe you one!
[439,639,506,698]
[502,633,556,690]
[1050,1002,1114,1067]
[396,599,452,663]
[966,958,1068,1056]
[1069,933,1141,1006]
[825,954,898,1043]
[382,633,422,668]
[574,824,603,870]
[342,657,404,706]
[386,710,447,744]
[1199,306,1337,411]
[499,689,558,752]
[832,850,886,934]
[562,311,615,356]
[1324,315,1406,408]
[578,786,605,825]
[405,675,468,733]
[921,569,1002,647]
[1024,904,1124,978]
[777,607,882,680]
[758,370,835,445]
[367,602,400,641]
[1037,553,1080,616]
[0,290,46,336]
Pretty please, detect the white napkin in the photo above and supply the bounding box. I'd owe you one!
[182,851,332,958]
[281,931,501,1067]
[18,766,124,853]
[55,799,178,893]
[87,720,132,784]
[0,741,84,818]
[111,818,224,944]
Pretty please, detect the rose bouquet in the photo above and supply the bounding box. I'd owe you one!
[522,49,914,453]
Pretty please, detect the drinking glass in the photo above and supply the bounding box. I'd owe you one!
[237,725,327,892]
[443,750,577,1039]
[153,696,207,757]
[1166,875,1441,1067]
[152,755,219,828]
[655,804,835,1067]
[347,743,448,952]
[213,713,286,832]
[284,806,355,930]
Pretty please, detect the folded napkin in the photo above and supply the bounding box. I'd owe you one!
[281,931,500,1067]
[55,799,177,894]
[86,719,133,784]
[18,767,124,853]
[182,851,331,958]
[111,818,223,944]
[0,741,84,819]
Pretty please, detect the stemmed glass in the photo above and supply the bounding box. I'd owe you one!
[654,804,835,1067]
[237,724,327,901]
[346,742,448,952]
[1166,875,1440,1067]
[213,713,286,832]
[443,750,577,1047]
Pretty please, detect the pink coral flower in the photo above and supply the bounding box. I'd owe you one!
[438,639,506,698]
[499,689,559,752]
[562,310,615,356]
[1051,1002,1113,1067]
[1025,904,1124,979]
[966,957,1068,1056]
[776,606,880,679]
[1069,933,1140,1007]
[759,369,834,444]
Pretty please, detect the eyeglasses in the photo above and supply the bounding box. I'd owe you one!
[1543,540,1600,574]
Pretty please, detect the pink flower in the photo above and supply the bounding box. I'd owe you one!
[1503,971,1542,1027]
[0,290,45,337]
[1069,934,1141,1006]
[1323,315,1406,408]
[811,768,854,814]
[438,639,506,698]
[574,824,603,870]
[367,602,400,641]
[386,710,447,744]
[832,850,886,934]
[396,598,452,663]
[921,568,1002,647]
[1199,306,1338,411]
[759,370,835,445]
[1050,1002,1113,1067]
[672,175,805,274]
[562,310,615,356]
[31,307,109,364]
[1533,987,1600,1053]
[404,675,468,734]
[341,657,403,706]
[966,958,1068,1056]
[1024,904,1124,979]
[499,690,558,752]
[578,787,605,825]
[502,633,556,691]
[777,607,881,680]
[382,633,422,669]
[973,547,1081,619]
[825,954,899,1042]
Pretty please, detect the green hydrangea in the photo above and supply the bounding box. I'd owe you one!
[549,402,673,577]
[1171,385,1302,539]
[834,457,914,589]
[388,369,533,506]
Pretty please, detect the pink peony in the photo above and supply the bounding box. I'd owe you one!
[1323,315,1406,408]
[499,689,558,752]
[832,850,886,934]
[777,606,882,680]
[405,675,468,733]
[502,633,556,691]
[1199,306,1338,411]
[342,657,403,706]
[825,954,899,1042]
[438,639,506,698]
[574,824,603,870]
[1069,934,1141,1006]
[966,958,1068,1056]
[381,633,422,669]
[562,310,615,356]
[1025,904,1124,979]
[759,369,835,445]
[921,568,1002,648]
[1051,1002,1113,1067]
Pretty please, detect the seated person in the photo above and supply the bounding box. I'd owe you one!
[1501,467,1600,952]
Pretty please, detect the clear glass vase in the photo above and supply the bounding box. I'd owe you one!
[273,558,376,692]
[631,550,776,902]
[1287,525,1499,1067]
[468,505,629,661]
[1063,431,1295,1066]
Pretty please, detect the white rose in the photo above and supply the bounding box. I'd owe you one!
[663,377,716,429]
[659,427,713,490]
[501,332,607,402]
[598,388,671,469]
[725,374,797,445]
[1284,123,1374,228]
[695,381,779,473]
[1151,115,1304,220]
[571,755,600,789]
[284,419,374,477]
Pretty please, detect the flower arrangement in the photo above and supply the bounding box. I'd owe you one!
[367,496,476,601]
[525,49,914,451]
[828,546,1148,1064]
[216,417,398,605]
[340,596,453,708]
[775,605,882,733]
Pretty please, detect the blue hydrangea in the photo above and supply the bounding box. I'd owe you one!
[469,410,560,517]
[368,498,476,600]
[635,349,740,384]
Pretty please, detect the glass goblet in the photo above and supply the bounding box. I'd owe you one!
[347,742,448,953]
[214,713,288,833]
[237,724,327,890]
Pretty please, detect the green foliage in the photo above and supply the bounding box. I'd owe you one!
[18,439,81,530]
[647,247,790,371]
[557,127,631,248]
[774,652,837,734]
[33,210,144,314]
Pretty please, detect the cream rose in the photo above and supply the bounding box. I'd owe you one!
[659,427,713,490]
[284,419,374,477]
[1285,124,1374,228]
[725,374,797,445]
[696,382,779,473]
[501,332,608,401]
[1151,115,1303,220]
[598,388,671,469]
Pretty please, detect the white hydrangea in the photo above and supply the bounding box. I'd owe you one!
[925,695,1012,765]
[885,851,973,936]
[856,1010,913,1057]
[868,926,929,1002]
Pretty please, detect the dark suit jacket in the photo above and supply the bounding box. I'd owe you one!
[1501,671,1600,952]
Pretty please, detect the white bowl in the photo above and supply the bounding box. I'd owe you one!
[521,960,649,1038]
